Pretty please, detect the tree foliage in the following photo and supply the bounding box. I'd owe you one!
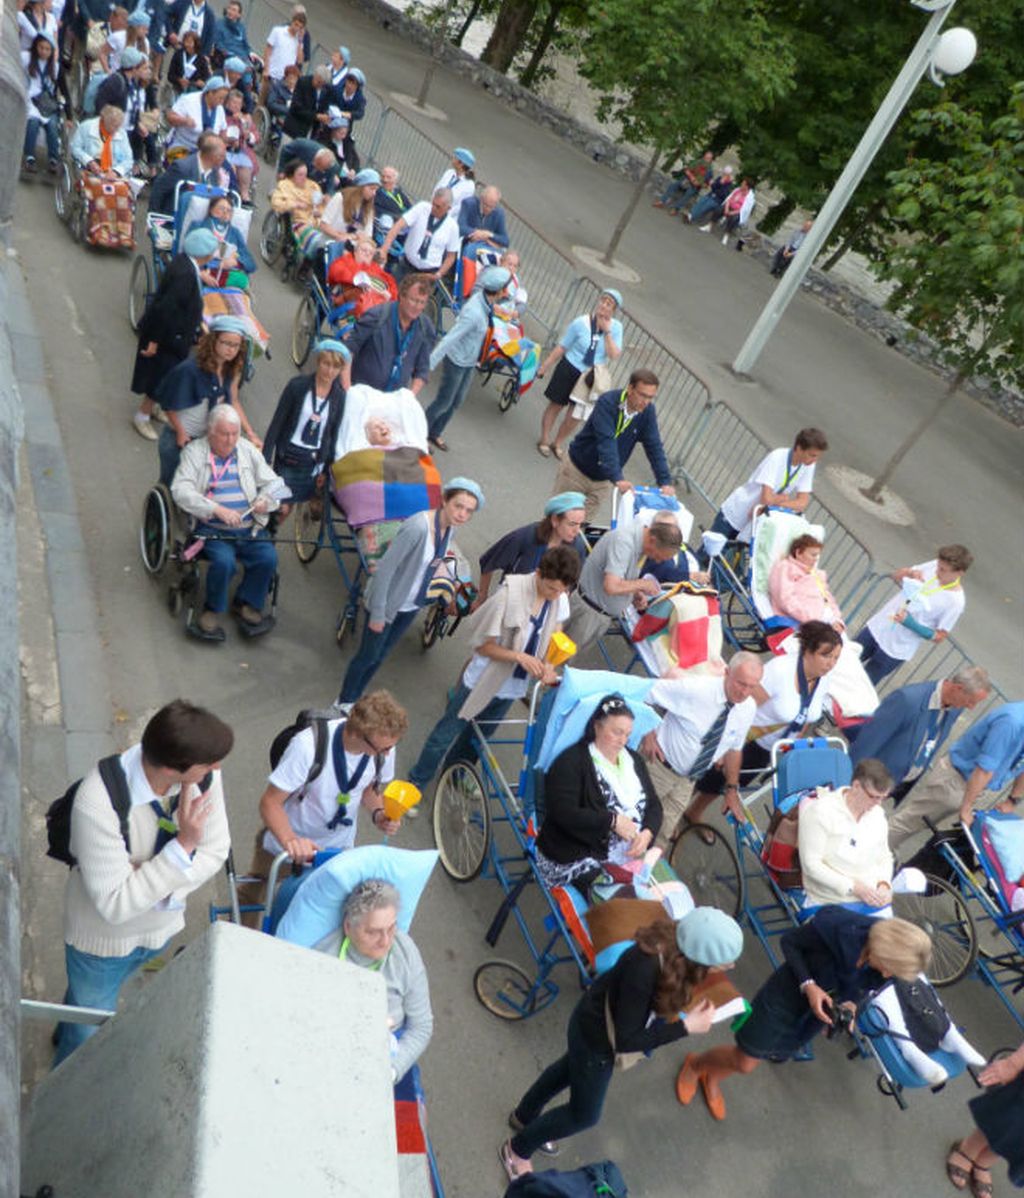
[877,83,1024,391]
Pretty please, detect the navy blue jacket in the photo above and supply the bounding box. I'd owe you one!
[264,373,345,471]
[168,0,216,54]
[457,196,509,246]
[347,301,435,392]
[780,907,882,1002]
[335,83,366,123]
[849,681,960,787]
[568,389,672,486]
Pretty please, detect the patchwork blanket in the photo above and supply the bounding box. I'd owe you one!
[202,287,271,353]
[330,446,441,529]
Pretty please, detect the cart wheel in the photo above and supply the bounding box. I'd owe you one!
[252,105,270,156]
[167,585,183,617]
[128,254,151,332]
[291,292,318,368]
[54,161,73,222]
[892,874,977,987]
[473,960,536,1021]
[336,605,355,646]
[421,603,447,650]
[293,500,323,565]
[259,209,284,265]
[433,760,490,881]
[139,486,171,575]
[71,195,88,244]
[721,588,765,652]
[669,823,743,918]
[498,376,517,413]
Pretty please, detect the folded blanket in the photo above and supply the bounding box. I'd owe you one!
[202,287,271,353]
[331,446,441,529]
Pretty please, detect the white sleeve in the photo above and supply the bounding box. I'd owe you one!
[797,462,816,494]
[750,448,786,489]
[268,727,317,794]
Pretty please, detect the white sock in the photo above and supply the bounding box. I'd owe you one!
[134,412,150,424]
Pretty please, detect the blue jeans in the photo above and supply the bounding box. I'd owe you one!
[854,626,904,685]
[201,528,277,613]
[158,425,183,485]
[408,681,513,788]
[425,358,475,441]
[24,114,61,161]
[696,509,740,568]
[689,195,724,224]
[54,941,168,1067]
[339,607,419,703]
[659,180,698,211]
[510,1006,614,1159]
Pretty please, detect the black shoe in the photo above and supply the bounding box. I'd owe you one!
[508,1110,559,1156]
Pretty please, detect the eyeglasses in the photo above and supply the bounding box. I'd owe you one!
[362,732,394,756]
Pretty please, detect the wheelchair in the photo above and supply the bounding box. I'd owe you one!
[139,481,280,639]
[259,208,301,281]
[54,124,140,250]
[290,241,362,367]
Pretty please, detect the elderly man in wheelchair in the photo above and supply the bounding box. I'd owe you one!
[170,405,284,642]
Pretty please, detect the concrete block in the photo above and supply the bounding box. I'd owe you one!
[22,921,401,1197]
[54,631,110,733]
[17,382,62,447]
[24,441,76,516]
[46,550,97,634]
[63,730,114,781]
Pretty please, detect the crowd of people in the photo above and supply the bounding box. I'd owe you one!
[19,4,1024,1195]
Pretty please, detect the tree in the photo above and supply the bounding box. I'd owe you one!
[861,85,1024,501]
[577,0,795,263]
[480,0,538,72]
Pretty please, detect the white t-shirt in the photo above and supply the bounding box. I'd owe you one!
[263,720,396,853]
[461,593,571,700]
[866,559,965,661]
[752,649,832,749]
[265,25,300,80]
[168,91,226,151]
[434,168,475,218]
[648,675,756,775]
[177,1,207,39]
[401,201,461,270]
[720,446,816,542]
[106,27,127,70]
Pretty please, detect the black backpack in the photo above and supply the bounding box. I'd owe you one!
[892,976,950,1053]
[505,1161,628,1198]
[45,756,132,867]
[269,707,386,797]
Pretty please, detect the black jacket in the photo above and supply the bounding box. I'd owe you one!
[136,252,203,355]
[167,0,216,54]
[283,75,332,139]
[149,152,237,216]
[94,70,130,114]
[263,373,345,470]
[536,740,662,865]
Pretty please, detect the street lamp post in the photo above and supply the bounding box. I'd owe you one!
[732,0,975,376]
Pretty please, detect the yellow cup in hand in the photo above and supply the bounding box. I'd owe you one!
[382,780,422,823]
[546,631,577,667]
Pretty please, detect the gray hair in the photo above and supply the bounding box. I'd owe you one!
[342,879,400,929]
[207,404,241,432]
[728,651,763,677]
[948,664,990,695]
[431,186,453,206]
[313,64,332,84]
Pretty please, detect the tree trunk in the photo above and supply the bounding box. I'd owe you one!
[415,0,458,107]
[518,0,561,88]
[481,0,537,72]
[453,0,484,47]
[759,195,796,238]
[821,199,882,271]
[602,147,661,266]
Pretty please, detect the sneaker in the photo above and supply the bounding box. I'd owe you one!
[132,414,158,441]
[23,157,37,174]
[151,404,170,425]
[699,223,711,233]
[721,234,729,245]
[499,1140,532,1183]
[47,160,59,174]
[508,1111,558,1157]
[736,238,746,252]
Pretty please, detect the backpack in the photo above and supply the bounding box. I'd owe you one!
[46,755,132,867]
[891,976,950,1053]
[505,1161,628,1198]
[268,708,386,797]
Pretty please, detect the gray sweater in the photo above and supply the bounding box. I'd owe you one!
[365,509,448,626]
[313,926,433,1082]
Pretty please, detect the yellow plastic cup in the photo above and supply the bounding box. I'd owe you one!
[546,631,577,667]
[382,779,422,822]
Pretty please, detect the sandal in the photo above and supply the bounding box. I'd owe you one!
[550,444,565,460]
[499,1140,532,1183]
[970,1166,994,1198]
[536,441,551,458]
[946,1143,975,1192]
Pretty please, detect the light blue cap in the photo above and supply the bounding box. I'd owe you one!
[183,227,219,257]
[315,338,351,359]
[337,45,351,63]
[453,147,475,167]
[326,105,350,129]
[207,315,250,338]
[348,67,365,86]
[443,477,484,508]
[120,46,147,67]
[353,168,380,186]
[203,75,228,93]
[479,265,511,293]
[223,56,248,74]
[128,10,150,25]
[544,491,585,517]
[599,288,622,308]
[676,907,744,968]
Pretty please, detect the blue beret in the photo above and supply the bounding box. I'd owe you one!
[443,477,484,509]
[352,168,380,186]
[315,338,351,360]
[544,492,586,517]
[479,265,511,293]
[207,315,249,338]
[203,75,227,93]
[453,147,475,167]
[223,56,248,74]
[600,288,622,308]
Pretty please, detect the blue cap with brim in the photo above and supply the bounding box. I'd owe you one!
[315,338,351,359]
[443,476,484,508]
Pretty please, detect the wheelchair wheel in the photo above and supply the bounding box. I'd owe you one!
[892,874,977,988]
[139,486,171,575]
[336,604,356,646]
[473,960,535,1021]
[251,105,271,156]
[497,376,517,413]
[54,161,73,223]
[293,500,322,565]
[433,760,490,882]
[291,292,318,368]
[669,824,743,918]
[425,290,447,336]
[722,588,766,652]
[70,193,88,245]
[128,254,151,332]
[167,585,184,617]
[421,603,448,650]
[259,209,284,265]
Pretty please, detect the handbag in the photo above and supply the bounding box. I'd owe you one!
[85,23,108,60]
[760,807,802,889]
[569,361,612,421]
[34,88,61,118]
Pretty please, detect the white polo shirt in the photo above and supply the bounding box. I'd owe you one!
[648,676,756,775]
[401,201,461,271]
[752,649,832,749]
[866,560,965,661]
[168,91,226,152]
[263,720,396,854]
[720,446,816,542]
[265,24,300,80]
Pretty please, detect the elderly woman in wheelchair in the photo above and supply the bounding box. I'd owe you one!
[769,532,845,633]
[170,404,284,642]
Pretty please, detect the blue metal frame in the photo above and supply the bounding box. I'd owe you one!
[296,496,371,636]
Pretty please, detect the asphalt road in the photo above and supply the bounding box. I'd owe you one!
[12,3,1024,1193]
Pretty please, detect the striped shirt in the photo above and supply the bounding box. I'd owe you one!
[199,452,250,531]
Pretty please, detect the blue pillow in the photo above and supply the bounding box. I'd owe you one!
[274,846,439,946]
[983,812,1024,882]
[538,666,659,770]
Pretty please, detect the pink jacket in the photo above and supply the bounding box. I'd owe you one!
[769,558,842,625]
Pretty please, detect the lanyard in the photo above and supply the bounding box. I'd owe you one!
[917,577,960,599]
[326,721,372,830]
[206,451,235,495]
[387,303,416,390]
[512,600,551,680]
[382,189,407,212]
[780,450,801,492]
[785,654,819,735]
[582,316,601,368]
[338,936,387,970]
[614,391,635,438]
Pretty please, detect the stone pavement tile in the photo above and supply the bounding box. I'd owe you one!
[54,632,110,734]
[34,511,85,556]
[18,382,62,448]
[45,550,97,637]
[9,329,46,386]
[63,731,114,781]
[24,442,76,516]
